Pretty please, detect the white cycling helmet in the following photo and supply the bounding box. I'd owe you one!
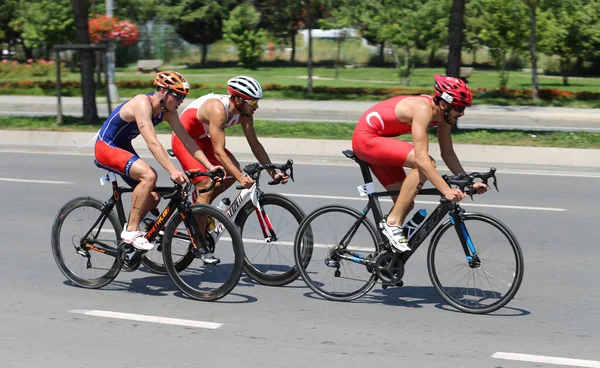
[227,76,263,100]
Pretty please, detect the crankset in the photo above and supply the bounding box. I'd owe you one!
[118,242,145,272]
[374,251,405,286]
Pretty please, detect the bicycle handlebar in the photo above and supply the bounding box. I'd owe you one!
[236,159,295,189]
[163,169,225,199]
[442,167,499,200]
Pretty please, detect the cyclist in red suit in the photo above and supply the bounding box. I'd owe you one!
[171,76,288,264]
[352,74,489,252]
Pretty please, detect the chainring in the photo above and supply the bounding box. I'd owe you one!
[374,251,405,285]
[118,242,144,272]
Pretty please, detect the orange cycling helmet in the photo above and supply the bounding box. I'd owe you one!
[153,70,190,95]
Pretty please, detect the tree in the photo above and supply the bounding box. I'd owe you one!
[537,0,600,85]
[319,0,353,79]
[16,0,75,60]
[256,0,304,62]
[376,0,420,85]
[463,0,487,64]
[92,0,160,24]
[300,0,333,94]
[446,0,465,77]
[412,0,451,68]
[223,3,267,69]
[522,0,540,100]
[72,0,98,124]
[475,0,529,88]
[161,0,237,66]
[0,0,21,55]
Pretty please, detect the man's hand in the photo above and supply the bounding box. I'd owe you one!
[207,164,225,174]
[170,170,189,185]
[472,182,490,194]
[239,175,255,189]
[444,188,466,202]
[272,172,289,185]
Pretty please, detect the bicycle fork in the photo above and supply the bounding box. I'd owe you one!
[449,212,481,268]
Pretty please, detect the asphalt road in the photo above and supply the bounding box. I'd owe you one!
[1,150,599,368]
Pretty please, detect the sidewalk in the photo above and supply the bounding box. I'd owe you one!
[2,129,600,175]
[1,95,600,132]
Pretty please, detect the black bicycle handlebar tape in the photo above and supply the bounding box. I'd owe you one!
[442,167,498,200]
[242,160,295,183]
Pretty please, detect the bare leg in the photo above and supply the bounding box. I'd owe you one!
[385,150,431,227]
[126,160,160,232]
[193,155,240,239]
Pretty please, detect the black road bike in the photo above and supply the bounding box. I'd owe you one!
[293,150,524,314]
[141,150,309,286]
[51,169,245,301]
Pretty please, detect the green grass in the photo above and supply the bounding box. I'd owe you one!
[2,115,599,149]
[3,66,600,107]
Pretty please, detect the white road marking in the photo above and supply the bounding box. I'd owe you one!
[2,149,600,178]
[492,352,600,367]
[0,177,73,184]
[280,193,566,212]
[69,309,222,329]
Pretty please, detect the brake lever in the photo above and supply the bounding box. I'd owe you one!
[287,159,295,182]
[467,183,474,201]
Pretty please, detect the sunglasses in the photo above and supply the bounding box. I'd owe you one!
[243,98,259,106]
[453,106,466,113]
[169,91,186,102]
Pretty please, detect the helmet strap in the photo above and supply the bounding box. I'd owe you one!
[436,98,453,125]
[158,88,167,111]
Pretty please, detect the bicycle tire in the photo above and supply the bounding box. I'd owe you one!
[51,197,122,289]
[294,204,380,301]
[162,204,244,301]
[235,193,307,286]
[427,213,524,314]
[141,212,195,275]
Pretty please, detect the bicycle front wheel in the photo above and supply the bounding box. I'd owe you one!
[427,213,524,314]
[141,212,195,275]
[162,204,244,301]
[235,193,307,286]
[294,205,380,302]
[51,197,122,289]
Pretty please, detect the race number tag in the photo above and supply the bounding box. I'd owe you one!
[357,182,376,197]
[100,171,117,186]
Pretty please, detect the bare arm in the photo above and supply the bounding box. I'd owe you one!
[165,111,217,171]
[132,96,180,176]
[207,106,245,181]
[410,103,454,197]
[240,118,277,178]
[437,122,466,175]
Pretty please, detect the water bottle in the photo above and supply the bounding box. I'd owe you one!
[402,209,427,240]
[216,197,231,211]
[141,208,160,232]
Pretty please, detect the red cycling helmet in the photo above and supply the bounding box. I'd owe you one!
[433,74,472,108]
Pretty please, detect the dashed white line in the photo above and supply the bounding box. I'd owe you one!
[69,309,222,329]
[280,193,566,212]
[492,352,600,367]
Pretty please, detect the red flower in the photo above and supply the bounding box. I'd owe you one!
[89,15,139,47]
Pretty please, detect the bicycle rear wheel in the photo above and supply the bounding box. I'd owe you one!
[51,197,122,288]
[162,204,244,301]
[294,205,380,301]
[427,213,524,314]
[235,193,308,286]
